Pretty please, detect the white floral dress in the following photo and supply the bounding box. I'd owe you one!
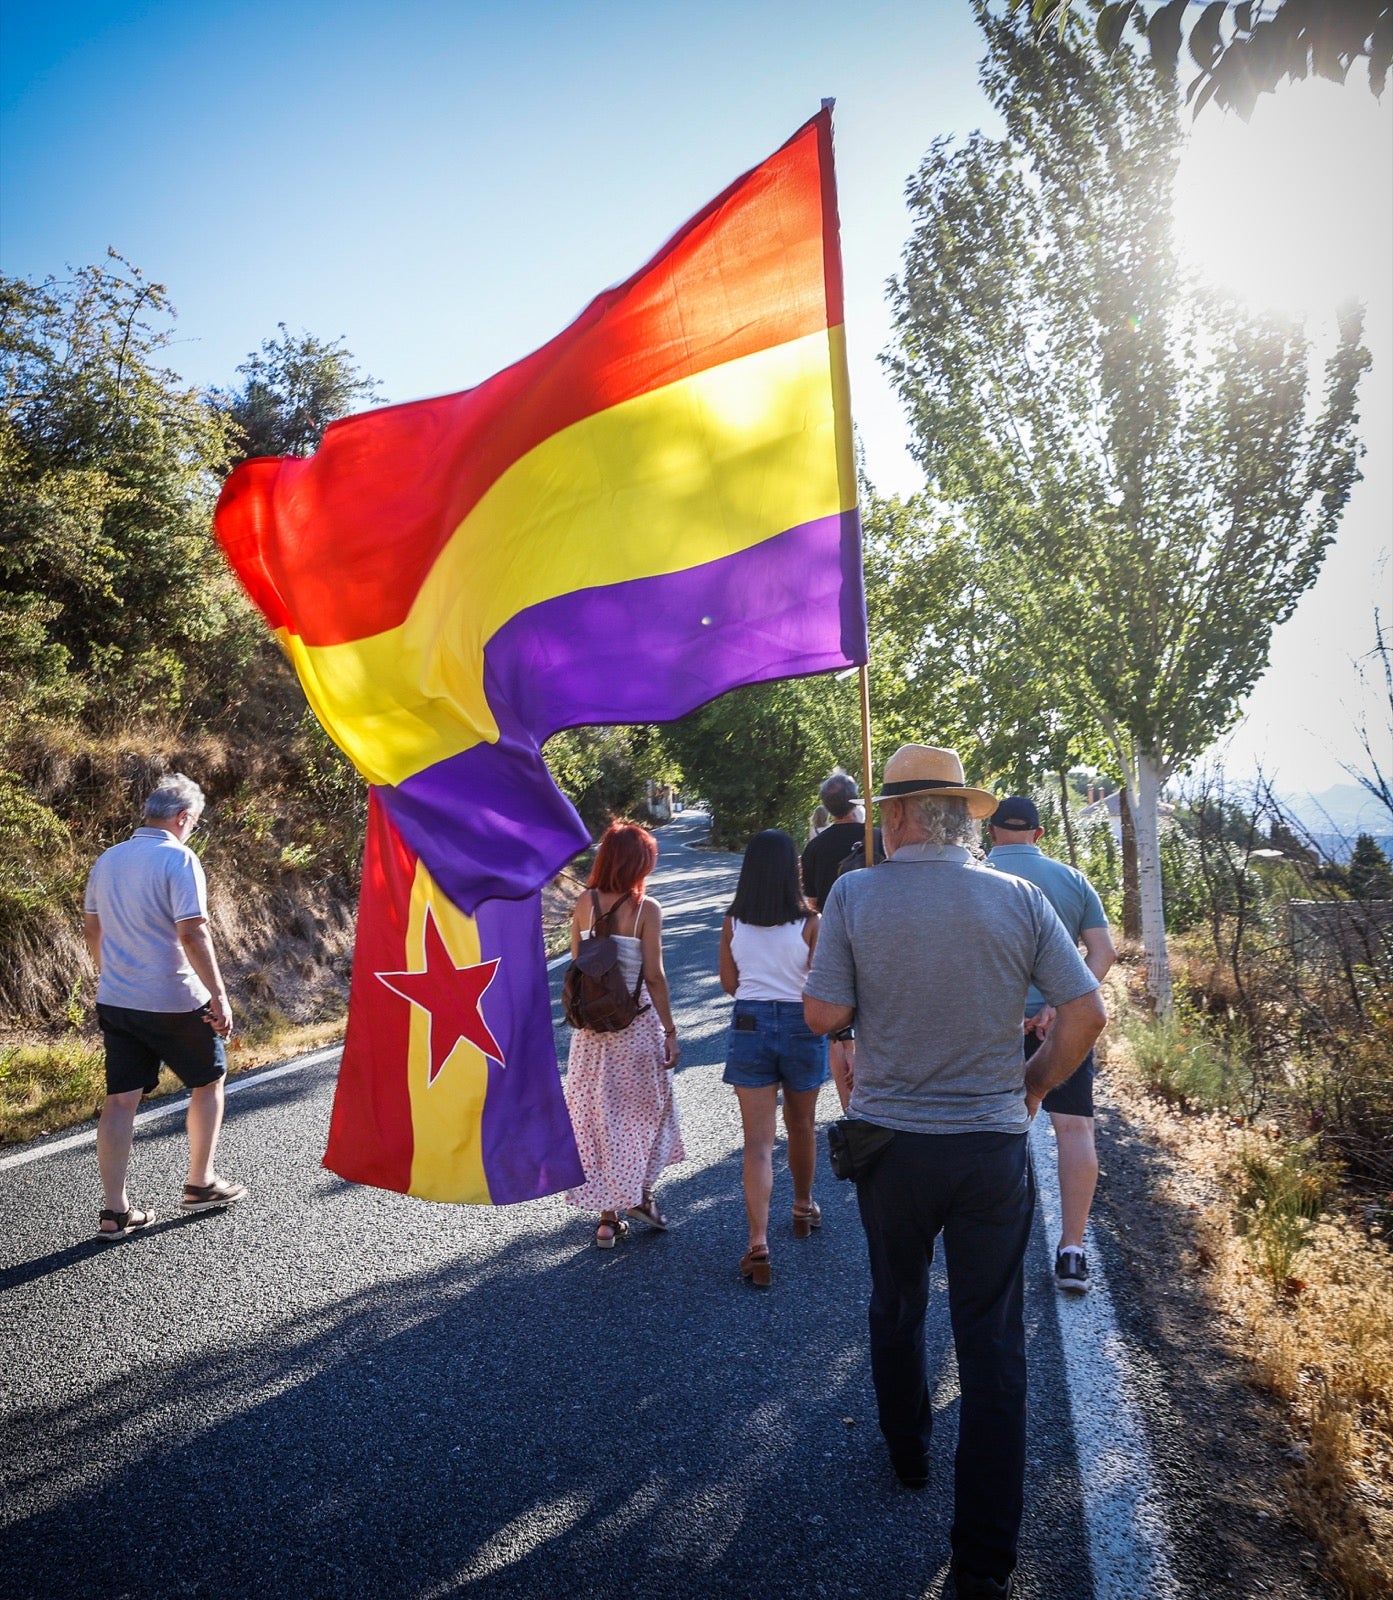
[563,900,685,1211]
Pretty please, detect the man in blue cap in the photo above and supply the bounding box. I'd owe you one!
[987,797,1116,1293]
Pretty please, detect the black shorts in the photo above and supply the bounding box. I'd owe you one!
[97,1003,227,1096]
[1023,1028,1095,1118]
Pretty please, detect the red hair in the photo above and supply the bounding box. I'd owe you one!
[587,822,658,899]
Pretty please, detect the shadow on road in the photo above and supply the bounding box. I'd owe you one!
[4,1138,976,1600]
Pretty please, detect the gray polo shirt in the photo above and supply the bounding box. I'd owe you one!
[84,828,211,1012]
[986,843,1109,1014]
[806,843,1098,1135]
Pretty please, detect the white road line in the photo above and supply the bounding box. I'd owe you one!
[1030,1115,1182,1600]
[0,1045,343,1174]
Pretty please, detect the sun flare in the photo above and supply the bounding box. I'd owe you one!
[1174,76,1392,319]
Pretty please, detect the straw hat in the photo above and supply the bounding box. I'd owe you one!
[871,745,998,819]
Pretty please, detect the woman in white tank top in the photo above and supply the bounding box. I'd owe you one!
[717,829,829,1288]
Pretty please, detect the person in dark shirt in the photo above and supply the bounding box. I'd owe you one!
[800,770,877,910]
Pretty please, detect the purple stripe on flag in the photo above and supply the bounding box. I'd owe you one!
[473,891,585,1203]
[382,510,866,913]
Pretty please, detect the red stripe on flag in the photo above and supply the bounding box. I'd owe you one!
[216,110,837,649]
[322,794,417,1193]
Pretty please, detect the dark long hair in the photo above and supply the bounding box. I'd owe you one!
[587,822,658,900]
[728,829,811,927]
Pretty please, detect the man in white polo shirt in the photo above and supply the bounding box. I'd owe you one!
[84,773,245,1240]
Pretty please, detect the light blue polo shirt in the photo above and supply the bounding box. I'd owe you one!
[986,844,1108,1014]
[84,828,211,1011]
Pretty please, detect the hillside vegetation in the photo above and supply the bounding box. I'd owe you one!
[0,258,655,1052]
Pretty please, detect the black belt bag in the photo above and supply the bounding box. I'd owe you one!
[827,1118,895,1182]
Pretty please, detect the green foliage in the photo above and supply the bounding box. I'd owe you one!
[1074,809,1124,922]
[0,770,71,918]
[863,490,1107,789]
[1068,0,1393,118]
[659,675,862,849]
[889,10,1367,777]
[1348,833,1393,900]
[216,323,383,463]
[298,708,368,855]
[1234,1133,1338,1289]
[544,725,658,837]
[1123,1001,1250,1108]
[0,256,251,692]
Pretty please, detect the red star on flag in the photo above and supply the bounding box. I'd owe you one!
[376,905,505,1082]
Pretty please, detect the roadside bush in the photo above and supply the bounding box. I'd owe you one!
[1121,1002,1251,1110]
[1232,1133,1340,1290]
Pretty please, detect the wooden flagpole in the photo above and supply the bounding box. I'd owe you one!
[858,663,874,862]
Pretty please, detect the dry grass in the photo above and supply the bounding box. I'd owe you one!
[1107,982,1393,1600]
[0,1012,346,1148]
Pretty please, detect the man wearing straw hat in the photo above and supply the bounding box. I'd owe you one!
[804,745,1106,1600]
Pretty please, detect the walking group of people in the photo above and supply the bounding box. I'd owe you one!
[557,742,1114,1600]
[85,740,1116,1600]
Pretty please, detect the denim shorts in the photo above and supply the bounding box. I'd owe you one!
[97,1002,227,1096]
[722,999,829,1092]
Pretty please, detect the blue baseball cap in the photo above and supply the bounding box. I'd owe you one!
[990,796,1040,831]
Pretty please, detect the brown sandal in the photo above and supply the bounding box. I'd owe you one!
[740,1245,772,1288]
[792,1199,822,1238]
[625,1193,669,1231]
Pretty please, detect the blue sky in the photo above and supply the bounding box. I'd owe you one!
[3,0,1388,796]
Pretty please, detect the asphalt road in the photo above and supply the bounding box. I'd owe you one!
[2,811,1185,1600]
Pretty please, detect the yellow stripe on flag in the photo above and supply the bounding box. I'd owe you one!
[284,326,854,785]
[405,864,493,1203]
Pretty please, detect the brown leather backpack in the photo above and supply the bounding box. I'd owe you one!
[561,891,650,1033]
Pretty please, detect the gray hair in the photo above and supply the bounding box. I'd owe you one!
[899,795,977,848]
[819,769,859,819]
[143,773,205,822]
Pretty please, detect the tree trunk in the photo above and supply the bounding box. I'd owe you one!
[1132,750,1175,1017]
[1058,768,1078,867]
[1119,786,1142,943]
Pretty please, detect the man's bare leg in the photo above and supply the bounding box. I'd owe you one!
[186,1079,226,1188]
[97,1088,144,1222]
[1049,1111,1098,1250]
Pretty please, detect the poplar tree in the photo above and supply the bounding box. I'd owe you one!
[883,3,1368,1012]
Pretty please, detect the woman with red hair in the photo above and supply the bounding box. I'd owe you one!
[563,821,684,1247]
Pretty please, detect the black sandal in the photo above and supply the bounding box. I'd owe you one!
[97,1206,155,1241]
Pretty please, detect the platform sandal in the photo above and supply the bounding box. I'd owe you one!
[792,1199,822,1238]
[740,1245,772,1288]
[596,1214,630,1249]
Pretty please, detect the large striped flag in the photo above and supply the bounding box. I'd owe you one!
[214,107,865,1203]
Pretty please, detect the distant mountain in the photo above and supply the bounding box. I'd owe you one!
[1282,783,1390,837]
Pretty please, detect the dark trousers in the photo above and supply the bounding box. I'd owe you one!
[855,1129,1034,1582]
